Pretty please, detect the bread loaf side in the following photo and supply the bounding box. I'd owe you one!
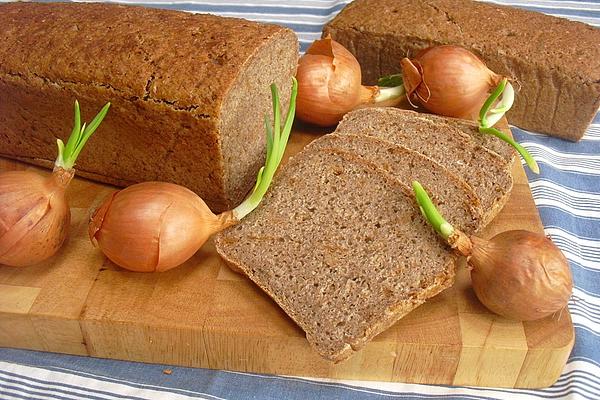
[324,0,600,141]
[0,3,298,211]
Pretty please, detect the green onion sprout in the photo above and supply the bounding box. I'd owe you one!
[378,74,404,88]
[412,181,455,240]
[233,77,298,219]
[479,78,511,128]
[375,73,406,102]
[479,126,540,174]
[478,78,538,174]
[55,100,111,170]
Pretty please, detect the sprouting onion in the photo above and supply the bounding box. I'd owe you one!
[89,79,298,272]
[296,37,404,126]
[401,45,504,120]
[0,100,111,267]
[412,181,572,321]
[478,78,539,174]
[55,101,111,170]
[232,79,297,219]
[397,45,538,173]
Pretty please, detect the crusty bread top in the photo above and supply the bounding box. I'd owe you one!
[0,2,293,114]
[215,147,455,362]
[325,0,600,83]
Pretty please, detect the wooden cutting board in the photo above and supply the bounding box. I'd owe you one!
[0,119,573,389]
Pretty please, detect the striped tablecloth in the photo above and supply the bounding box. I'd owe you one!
[1,1,599,399]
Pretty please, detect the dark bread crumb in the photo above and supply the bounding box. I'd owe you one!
[216,148,456,362]
[306,133,483,234]
[335,108,514,226]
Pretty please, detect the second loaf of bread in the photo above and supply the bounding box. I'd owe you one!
[324,0,600,141]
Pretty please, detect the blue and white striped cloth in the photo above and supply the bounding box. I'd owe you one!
[1,0,599,399]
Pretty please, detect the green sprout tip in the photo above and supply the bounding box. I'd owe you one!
[377,73,404,88]
[55,100,111,170]
[479,126,540,174]
[374,73,405,103]
[478,78,538,174]
[479,78,508,129]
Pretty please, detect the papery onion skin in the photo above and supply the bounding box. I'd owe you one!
[402,45,502,119]
[296,38,363,126]
[89,182,236,273]
[0,168,73,267]
[469,230,573,321]
[0,101,109,268]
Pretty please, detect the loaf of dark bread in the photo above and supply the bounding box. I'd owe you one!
[0,2,298,212]
[323,0,600,141]
[215,147,456,362]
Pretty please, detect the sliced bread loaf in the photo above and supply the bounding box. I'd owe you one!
[306,133,483,234]
[215,148,456,362]
[335,108,514,226]
[425,113,515,164]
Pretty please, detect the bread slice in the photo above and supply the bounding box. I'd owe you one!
[335,108,514,226]
[426,113,516,164]
[306,133,483,234]
[215,148,456,362]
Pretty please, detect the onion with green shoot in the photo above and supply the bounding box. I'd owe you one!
[401,45,504,120]
[295,36,404,126]
[297,40,538,173]
[0,101,111,267]
[412,181,572,321]
[88,79,298,272]
[384,44,538,173]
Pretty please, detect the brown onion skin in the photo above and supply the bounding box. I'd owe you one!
[469,230,573,321]
[401,45,502,120]
[296,37,364,126]
[89,182,235,273]
[0,169,72,267]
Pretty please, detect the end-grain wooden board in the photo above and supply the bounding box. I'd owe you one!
[0,120,573,389]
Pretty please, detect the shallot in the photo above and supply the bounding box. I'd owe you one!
[401,45,504,120]
[296,37,404,126]
[0,101,110,267]
[413,181,572,321]
[297,40,538,173]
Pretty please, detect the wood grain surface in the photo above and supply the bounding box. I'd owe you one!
[0,118,574,388]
